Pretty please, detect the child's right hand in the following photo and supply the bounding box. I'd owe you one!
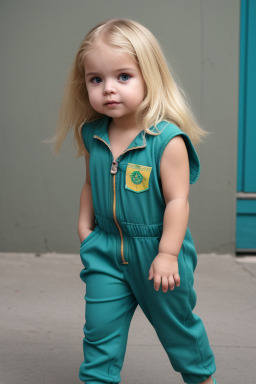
[79,229,93,244]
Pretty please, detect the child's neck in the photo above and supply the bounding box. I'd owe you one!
[110,116,140,133]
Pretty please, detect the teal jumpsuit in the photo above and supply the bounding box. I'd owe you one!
[79,116,216,384]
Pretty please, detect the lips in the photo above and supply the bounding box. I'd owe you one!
[104,101,120,105]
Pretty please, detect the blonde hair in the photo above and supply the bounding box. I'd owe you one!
[49,18,210,156]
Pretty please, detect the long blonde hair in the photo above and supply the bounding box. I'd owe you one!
[49,18,210,157]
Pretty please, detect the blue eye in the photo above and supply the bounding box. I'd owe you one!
[119,74,131,82]
[91,77,102,84]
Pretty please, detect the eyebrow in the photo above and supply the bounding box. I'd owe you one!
[85,68,136,77]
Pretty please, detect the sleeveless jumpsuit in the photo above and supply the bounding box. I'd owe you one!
[78,116,216,384]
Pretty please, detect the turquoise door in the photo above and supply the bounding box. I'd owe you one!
[237,0,256,253]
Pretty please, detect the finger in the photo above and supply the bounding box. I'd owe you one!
[148,267,153,280]
[168,275,175,291]
[154,275,161,291]
[174,273,180,287]
[161,276,168,293]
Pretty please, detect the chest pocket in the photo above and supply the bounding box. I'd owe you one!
[125,163,152,193]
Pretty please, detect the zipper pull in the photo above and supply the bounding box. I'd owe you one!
[111,160,118,174]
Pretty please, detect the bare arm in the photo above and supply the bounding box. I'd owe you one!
[77,148,95,243]
[158,135,190,257]
[148,135,190,292]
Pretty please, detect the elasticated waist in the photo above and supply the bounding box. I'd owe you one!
[95,214,163,238]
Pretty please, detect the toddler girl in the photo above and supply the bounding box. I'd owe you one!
[53,18,217,384]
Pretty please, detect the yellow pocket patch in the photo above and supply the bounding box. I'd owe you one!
[125,163,152,193]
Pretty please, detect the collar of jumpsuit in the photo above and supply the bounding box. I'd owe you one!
[93,115,146,151]
[92,115,166,157]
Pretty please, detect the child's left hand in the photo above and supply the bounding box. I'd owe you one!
[148,252,180,292]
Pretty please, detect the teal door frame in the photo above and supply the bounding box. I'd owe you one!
[236,0,256,253]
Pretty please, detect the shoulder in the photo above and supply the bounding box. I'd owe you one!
[159,123,189,175]
[158,121,183,141]
[148,120,183,149]
[81,118,105,154]
[149,121,185,155]
[161,135,189,166]
[147,120,180,138]
[153,121,201,185]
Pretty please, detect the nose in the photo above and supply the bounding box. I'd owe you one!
[103,80,116,95]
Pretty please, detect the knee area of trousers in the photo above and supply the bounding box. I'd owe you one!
[83,320,119,343]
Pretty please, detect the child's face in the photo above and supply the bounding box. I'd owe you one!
[84,42,146,124]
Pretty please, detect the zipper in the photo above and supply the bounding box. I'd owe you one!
[111,160,128,264]
[93,134,146,265]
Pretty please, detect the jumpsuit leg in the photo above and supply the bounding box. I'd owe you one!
[123,235,216,384]
[79,227,138,384]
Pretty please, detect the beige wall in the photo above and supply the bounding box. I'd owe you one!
[0,0,240,253]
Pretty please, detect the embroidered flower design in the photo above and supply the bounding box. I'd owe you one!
[130,171,143,185]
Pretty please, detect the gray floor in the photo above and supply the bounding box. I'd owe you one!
[1,252,256,384]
